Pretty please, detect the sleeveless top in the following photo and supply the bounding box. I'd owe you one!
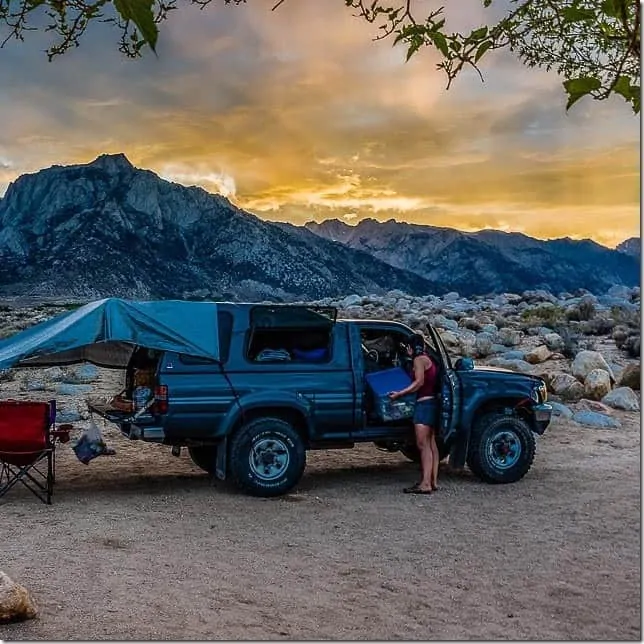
[416,354,438,399]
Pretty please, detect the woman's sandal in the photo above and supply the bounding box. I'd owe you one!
[403,484,433,494]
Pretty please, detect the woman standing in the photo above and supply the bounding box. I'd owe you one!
[389,333,440,494]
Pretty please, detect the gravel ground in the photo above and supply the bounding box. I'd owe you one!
[1,400,640,640]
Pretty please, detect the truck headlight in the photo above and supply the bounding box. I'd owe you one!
[531,382,548,403]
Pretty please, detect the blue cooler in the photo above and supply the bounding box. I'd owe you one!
[365,367,416,422]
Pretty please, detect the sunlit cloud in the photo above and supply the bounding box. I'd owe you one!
[158,164,237,199]
[0,0,638,248]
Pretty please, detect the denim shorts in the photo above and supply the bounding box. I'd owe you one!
[413,397,438,426]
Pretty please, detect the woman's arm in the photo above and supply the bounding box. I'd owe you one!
[389,357,425,399]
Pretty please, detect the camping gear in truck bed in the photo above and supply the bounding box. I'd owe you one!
[365,367,416,422]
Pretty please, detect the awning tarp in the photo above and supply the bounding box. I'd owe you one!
[0,298,220,369]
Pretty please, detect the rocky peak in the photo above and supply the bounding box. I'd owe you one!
[616,237,640,259]
[86,153,135,174]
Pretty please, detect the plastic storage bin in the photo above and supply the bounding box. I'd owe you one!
[365,367,416,422]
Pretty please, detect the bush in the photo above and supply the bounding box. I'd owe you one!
[520,305,565,326]
[580,317,615,336]
[578,300,596,321]
[555,326,580,359]
[611,306,641,330]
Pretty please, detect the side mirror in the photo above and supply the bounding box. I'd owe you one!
[455,357,474,371]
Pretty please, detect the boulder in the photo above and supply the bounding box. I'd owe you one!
[55,384,94,396]
[525,345,552,365]
[549,401,573,419]
[602,387,640,412]
[42,366,65,382]
[62,364,100,384]
[618,363,640,390]
[0,571,37,623]
[438,330,460,349]
[459,317,482,331]
[583,369,612,400]
[57,409,83,423]
[501,350,526,361]
[571,350,615,383]
[607,284,631,299]
[432,315,459,332]
[487,358,533,374]
[496,328,522,347]
[578,399,613,415]
[543,372,584,401]
[474,332,495,358]
[21,380,47,392]
[544,333,564,351]
[572,411,621,429]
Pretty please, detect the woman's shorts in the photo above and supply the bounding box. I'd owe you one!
[413,398,438,426]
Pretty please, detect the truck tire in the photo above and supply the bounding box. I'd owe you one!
[188,446,218,473]
[228,417,306,497]
[400,437,449,463]
[466,413,536,484]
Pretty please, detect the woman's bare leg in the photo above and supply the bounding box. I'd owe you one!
[415,424,434,491]
[428,428,440,490]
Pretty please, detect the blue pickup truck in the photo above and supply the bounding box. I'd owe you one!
[90,303,553,497]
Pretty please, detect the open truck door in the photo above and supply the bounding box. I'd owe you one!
[425,324,465,465]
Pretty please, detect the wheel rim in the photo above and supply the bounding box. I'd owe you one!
[249,437,290,481]
[487,429,522,470]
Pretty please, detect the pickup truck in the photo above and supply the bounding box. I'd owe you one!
[91,303,553,497]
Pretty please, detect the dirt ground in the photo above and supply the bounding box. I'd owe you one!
[1,403,640,641]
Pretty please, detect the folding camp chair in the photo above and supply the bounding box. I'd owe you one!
[0,400,70,505]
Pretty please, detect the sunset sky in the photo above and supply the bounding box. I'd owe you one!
[0,0,639,247]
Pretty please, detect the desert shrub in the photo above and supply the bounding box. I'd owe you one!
[578,299,596,321]
[624,335,641,358]
[555,326,580,359]
[580,317,615,336]
[611,306,641,330]
[520,305,565,326]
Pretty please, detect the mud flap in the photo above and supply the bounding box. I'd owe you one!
[215,436,227,480]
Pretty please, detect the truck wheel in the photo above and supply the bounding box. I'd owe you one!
[400,438,449,463]
[229,417,306,497]
[467,413,536,483]
[188,446,217,473]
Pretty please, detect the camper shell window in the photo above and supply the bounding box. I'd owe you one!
[246,305,336,363]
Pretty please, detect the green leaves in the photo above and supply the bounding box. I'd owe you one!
[113,0,158,53]
[601,0,625,19]
[475,40,492,63]
[613,75,641,113]
[562,6,596,23]
[430,31,449,57]
[563,76,602,109]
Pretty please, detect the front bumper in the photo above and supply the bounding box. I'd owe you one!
[532,403,553,434]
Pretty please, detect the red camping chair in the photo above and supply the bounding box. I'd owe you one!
[0,400,70,505]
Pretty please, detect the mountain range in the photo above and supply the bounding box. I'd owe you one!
[0,154,639,301]
[304,219,640,297]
